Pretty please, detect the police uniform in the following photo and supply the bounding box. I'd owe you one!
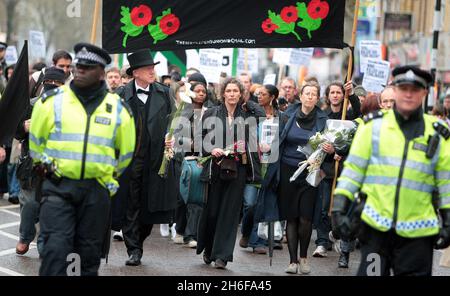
[332,66,450,276]
[29,43,136,276]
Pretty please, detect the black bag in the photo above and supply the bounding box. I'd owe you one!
[219,158,238,181]
[16,154,34,190]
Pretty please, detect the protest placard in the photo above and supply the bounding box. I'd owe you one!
[359,40,382,73]
[198,49,222,84]
[5,46,18,65]
[362,59,390,93]
[29,30,46,59]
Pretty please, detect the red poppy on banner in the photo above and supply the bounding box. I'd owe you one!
[103,0,346,53]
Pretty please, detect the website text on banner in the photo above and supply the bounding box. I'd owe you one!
[103,0,346,53]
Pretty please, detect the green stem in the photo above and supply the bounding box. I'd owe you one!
[158,102,186,177]
[307,30,312,39]
[292,30,302,42]
[123,34,129,48]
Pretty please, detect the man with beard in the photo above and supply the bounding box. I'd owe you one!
[106,67,122,92]
[29,50,73,98]
[29,43,135,275]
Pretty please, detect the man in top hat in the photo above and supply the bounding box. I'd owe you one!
[115,49,175,266]
[29,42,135,275]
[332,65,450,276]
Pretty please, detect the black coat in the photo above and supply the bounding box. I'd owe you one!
[117,80,176,224]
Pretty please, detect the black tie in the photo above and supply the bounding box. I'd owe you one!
[137,89,151,95]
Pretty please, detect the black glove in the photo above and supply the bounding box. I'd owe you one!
[435,209,450,249]
[331,194,352,241]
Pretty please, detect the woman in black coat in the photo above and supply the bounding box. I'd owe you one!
[196,78,262,269]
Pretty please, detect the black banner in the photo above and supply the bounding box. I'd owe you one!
[102,0,346,53]
[0,41,29,144]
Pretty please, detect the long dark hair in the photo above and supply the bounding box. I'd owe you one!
[324,81,345,105]
[263,84,279,109]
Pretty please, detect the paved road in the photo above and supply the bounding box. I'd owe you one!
[0,195,448,276]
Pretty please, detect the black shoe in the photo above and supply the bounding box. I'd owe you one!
[215,259,227,269]
[338,252,349,268]
[274,241,283,250]
[125,253,142,266]
[8,196,19,204]
[203,252,212,265]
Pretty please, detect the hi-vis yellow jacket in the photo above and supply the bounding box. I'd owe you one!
[29,85,135,196]
[335,110,450,238]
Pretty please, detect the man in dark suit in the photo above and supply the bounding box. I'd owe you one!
[116,49,175,266]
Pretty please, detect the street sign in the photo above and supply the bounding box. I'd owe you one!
[384,13,412,31]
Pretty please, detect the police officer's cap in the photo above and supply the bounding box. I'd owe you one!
[392,66,432,89]
[0,42,7,50]
[73,43,111,68]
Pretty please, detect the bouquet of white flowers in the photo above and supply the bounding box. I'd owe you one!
[290,120,357,187]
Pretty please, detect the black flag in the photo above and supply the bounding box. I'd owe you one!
[103,0,346,53]
[0,41,29,144]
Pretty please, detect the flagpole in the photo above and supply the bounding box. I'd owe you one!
[329,0,360,216]
[90,0,101,44]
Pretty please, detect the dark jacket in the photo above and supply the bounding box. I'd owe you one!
[117,80,176,224]
[255,103,328,223]
[324,94,361,120]
[200,103,263,184]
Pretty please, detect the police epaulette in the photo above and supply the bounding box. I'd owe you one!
[433,121,450,140]
[40,87,63,103]
[363,110,384,123]
[120,99,134,118]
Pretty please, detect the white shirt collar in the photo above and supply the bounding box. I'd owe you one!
[135,81,150,104]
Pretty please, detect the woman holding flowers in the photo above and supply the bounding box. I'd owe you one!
[196,78,262,269]
[276,83,334,274]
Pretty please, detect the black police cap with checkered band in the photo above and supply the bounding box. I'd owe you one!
[73,42,111,68]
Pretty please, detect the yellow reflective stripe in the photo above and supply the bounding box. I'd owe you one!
[340,167,364,184]
[346,154,368,169]
[44,149,117,166]
[48,133,114,149]
[364,175,434,193]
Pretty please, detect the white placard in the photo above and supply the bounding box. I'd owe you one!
[362,59,390,93]
[220,48,234,77]
[237,48,258,74]
[186,49,200,71]
[359,40,382,73]
[289,48,314,67]
[5,46,18,65]
[198,49,222,84]
[272,48,290,65]
[29,30,46,59]
[154,52,168,76]
[263,74,277,85]
[273,48,314,67]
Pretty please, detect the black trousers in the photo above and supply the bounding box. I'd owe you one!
[39,178,110,276]
[0,147,11,194]
[357,223,435,276]
[197,165,246,262]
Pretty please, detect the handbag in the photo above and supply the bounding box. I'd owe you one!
[257,221,283,241]
[219,158,238,181]
[179,158,204,205]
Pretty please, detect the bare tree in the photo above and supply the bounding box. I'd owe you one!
[0,0,21,44]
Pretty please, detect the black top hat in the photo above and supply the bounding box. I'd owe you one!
[74,42,111,68]
[126,49,160,76]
